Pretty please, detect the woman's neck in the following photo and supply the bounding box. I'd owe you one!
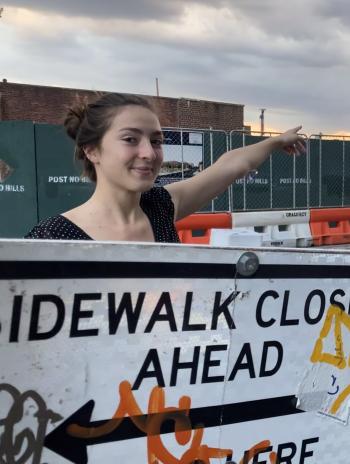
[85,183,144,224]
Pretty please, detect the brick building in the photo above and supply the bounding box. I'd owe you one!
[0,80,244,131]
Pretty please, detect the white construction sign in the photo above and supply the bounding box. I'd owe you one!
[1,240,350,463]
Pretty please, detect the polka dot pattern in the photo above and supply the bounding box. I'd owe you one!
[25,187,180,243]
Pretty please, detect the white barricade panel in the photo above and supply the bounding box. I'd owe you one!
[211,224,313,248]
[1,240,350,463]
[232,210,310,227]
[210,228,264,247]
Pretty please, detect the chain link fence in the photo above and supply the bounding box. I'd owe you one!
[159,127,229,211]
[309,134,350,208]
[161,128,350,211]
[229,130,309,210]
[1,122,350,238]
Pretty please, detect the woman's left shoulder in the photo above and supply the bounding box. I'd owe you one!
[141,186,172,204]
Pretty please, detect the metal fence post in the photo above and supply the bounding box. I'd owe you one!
[292,153,296,209]
[342,137,345,207]
[226,132,233,211]
[270,155,273,209]
[319,135,322,207]
[243,131,246,211]
[180,129,184,181]
[306,137,310,209]
[209,128,214,211]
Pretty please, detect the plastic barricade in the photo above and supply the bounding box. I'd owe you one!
[176,212,232,244]
[177,208,350,248]
[211,223,312,248]
[310,208,350,246]
[177,210,313,247]
[230,210,313,247]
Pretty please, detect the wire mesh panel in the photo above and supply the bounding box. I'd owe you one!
[271,144,294,209]
[158,129,204,187]
[229,131,310,211]
[230,131,274,210]
[271,134,309,209]
[309,135,348,208]
[295,140,309,208]
[308,137,321,207]
[202,130,229,211]
[244,134,272,210]
[321,137,343,207]
[161,128,228,211]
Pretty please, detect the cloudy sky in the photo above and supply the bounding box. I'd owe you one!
[1,0,350,134]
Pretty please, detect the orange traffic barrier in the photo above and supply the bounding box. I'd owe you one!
[310,208,350,246]
[176,213,232,244]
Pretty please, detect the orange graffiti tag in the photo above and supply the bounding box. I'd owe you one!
[67,380,276,463]
[68,380,231,463]
[310,304,350,413]
[239,441,277,464]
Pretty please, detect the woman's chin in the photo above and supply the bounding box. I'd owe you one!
[130,178,156,193]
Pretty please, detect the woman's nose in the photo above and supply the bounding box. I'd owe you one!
[139,140,156,160]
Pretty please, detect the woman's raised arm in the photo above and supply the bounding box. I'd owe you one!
[165,126,306,221]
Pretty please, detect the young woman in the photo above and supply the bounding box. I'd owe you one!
[26,93,305,242]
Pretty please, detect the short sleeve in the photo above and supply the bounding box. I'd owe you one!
[25,216,92,240]
[140,187,180,243]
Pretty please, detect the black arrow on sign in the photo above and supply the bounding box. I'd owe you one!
[44,395,303,464]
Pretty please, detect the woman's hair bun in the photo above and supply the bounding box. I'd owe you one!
[64,102,88,141]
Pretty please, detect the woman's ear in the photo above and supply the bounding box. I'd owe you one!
[83,145,100,164]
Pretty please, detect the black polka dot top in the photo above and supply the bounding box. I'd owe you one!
[25,187,180,243]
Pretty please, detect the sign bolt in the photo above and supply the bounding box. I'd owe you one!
[236,252,259,277]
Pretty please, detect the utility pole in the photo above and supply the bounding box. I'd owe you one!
[259,108,266,135]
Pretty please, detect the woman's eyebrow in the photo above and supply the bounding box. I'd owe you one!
[119,127,142,134]
[119,127,163,138]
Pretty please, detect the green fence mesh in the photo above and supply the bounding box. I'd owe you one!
[1,122,350,238]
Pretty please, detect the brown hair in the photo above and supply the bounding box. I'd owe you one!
[64,93,156,182]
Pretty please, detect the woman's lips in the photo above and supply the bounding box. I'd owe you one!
[132,166,153,175]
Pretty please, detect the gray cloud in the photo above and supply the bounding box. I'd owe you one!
[2,0,350,133]
[3,0,228,20]
[319,0,350,22]
[3,0,183,20]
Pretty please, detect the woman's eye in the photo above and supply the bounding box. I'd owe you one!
[123,137,137,143]
[152,139,163,147]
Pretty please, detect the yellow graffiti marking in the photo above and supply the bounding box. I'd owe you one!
[330,385,350,414]
[310,304,350,414]
[310,305,348,368]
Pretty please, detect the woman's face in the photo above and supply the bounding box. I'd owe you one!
[89,105,164,193]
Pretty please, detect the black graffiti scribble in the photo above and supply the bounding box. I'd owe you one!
[0,384,62,464]
[327,375,340,396]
